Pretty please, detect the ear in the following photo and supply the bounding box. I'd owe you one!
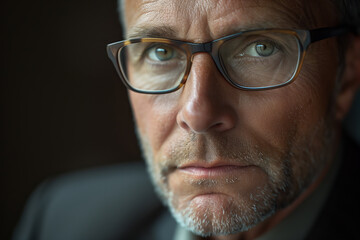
[335,35,360,121]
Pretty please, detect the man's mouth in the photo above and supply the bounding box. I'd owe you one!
[177,162,253,178]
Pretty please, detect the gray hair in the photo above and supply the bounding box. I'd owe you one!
[334,0,360,27]
[117,0,127,35]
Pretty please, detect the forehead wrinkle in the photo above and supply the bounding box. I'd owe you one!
[126,0,175,38]
[172,0,213,41]
[210,0,308,33]
[171,0,310,41]
[276,0,339,28]
[176,0,317,40]
[274,0,309,27]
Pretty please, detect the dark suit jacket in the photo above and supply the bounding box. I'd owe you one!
[13,135,359,240]
[306,134,360,239]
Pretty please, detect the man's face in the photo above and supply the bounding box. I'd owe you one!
[124,0,341,237]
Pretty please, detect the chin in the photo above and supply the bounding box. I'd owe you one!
[166,183,278,237]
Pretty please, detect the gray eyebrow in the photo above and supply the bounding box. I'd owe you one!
[127,26,177,39]
[126,20,306,42]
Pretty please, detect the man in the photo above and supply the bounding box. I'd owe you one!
[13,0,360,239]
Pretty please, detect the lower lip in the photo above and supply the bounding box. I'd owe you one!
[179,165,251,177]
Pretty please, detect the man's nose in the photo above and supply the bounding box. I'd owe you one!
[176,54,237,134]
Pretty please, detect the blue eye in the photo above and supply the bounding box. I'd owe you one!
[243,40,279,57]
[255,42,275,56]
[147,45,175,61]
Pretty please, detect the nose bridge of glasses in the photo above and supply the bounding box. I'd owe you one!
[189,42,213,61]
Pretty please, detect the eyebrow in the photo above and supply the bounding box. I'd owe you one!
[126,24,277,42]
[125,15,307,42]
[127,26,178,39]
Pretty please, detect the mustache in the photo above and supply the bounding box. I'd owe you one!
[157,132,272,178]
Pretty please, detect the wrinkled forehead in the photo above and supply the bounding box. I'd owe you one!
[123,0,338,40]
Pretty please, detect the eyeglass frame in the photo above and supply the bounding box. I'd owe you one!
[107,25,355,94]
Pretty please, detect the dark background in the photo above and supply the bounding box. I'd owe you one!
[2,0,141,239]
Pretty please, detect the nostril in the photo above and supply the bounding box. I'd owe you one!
[211,121,234,132]
[178,119,190,131]
[177,107,236,134]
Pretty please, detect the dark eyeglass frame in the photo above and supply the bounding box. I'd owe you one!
[107,25,354,94]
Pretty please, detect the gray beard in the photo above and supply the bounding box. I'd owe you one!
[135,112,336,237]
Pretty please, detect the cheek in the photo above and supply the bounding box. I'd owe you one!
[129,91,180,152]
[236,91,305,150]
[239,71,335,154]
[264,43,339,144]
[299,39,340,110]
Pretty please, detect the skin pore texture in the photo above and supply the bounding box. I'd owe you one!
[123,0,360,239]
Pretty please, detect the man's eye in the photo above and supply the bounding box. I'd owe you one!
[146,45,176,61]
[242,40,279,57]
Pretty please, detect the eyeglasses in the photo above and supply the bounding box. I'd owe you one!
[107,26,352,94]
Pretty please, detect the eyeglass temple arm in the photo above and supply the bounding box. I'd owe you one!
[310,25,360,43]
